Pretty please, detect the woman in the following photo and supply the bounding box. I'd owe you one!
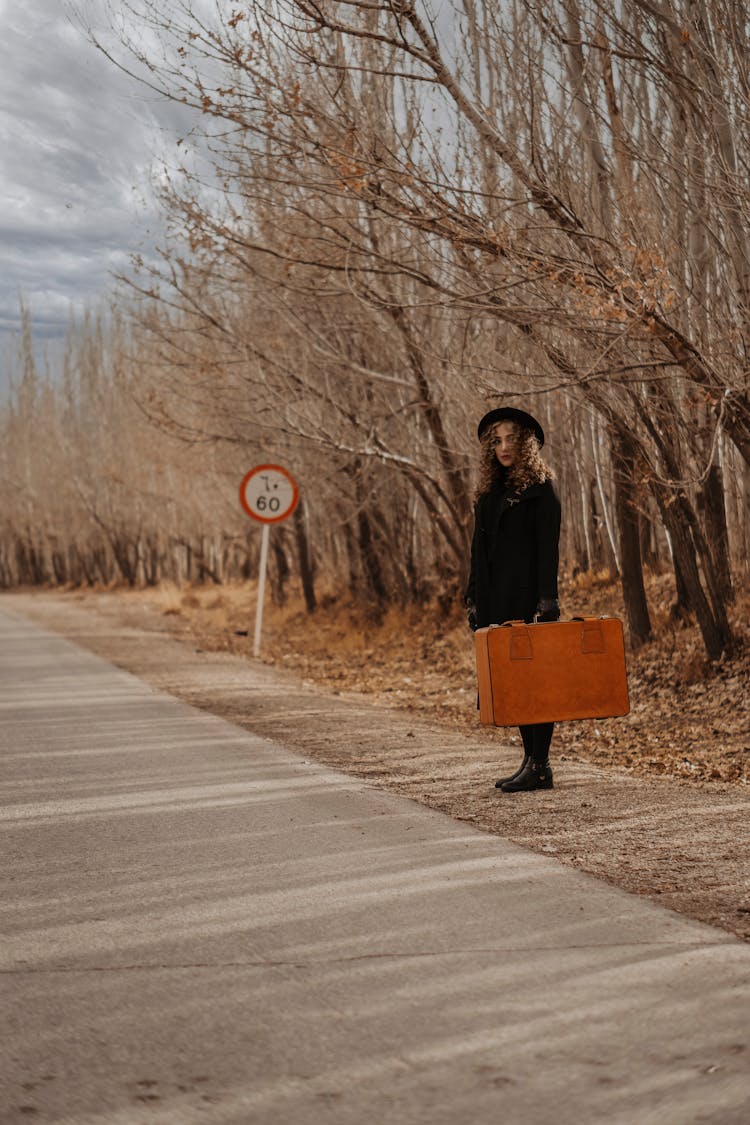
[465,407,561,793]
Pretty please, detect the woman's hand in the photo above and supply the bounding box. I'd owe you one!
[466,600,478,632]
[534,598,560,622]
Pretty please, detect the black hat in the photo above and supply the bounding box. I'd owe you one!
[477,407,545,446]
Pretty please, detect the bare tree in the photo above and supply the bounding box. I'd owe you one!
[3,0,746,656]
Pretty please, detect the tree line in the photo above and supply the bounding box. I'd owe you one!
[2,0,749,660]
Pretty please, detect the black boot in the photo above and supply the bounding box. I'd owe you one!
[494,755,529,789]
[500,759,554,793]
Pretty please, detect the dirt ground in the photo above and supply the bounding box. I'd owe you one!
[4,579,750,943]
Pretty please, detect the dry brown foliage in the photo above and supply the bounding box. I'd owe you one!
[136,570,749,786]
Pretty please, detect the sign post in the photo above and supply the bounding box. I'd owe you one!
[239,464,300,657]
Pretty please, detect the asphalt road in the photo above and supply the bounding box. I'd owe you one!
[1,605,748,1125]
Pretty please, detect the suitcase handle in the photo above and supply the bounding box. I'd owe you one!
[571,617,606,653]
[496,620,534,660]
[509,625,533,661]
[502,618,606,657]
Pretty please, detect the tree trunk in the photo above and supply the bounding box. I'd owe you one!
[638,508,660,572]
[590,416,620,574]
[612,432,652,648]
[673,491,733,648]
[671,552,693,622]
[269,530,290,606]
[697,462,734,605]
[357,507,387,619]
[293,500,317,613]
[657,495,729,660]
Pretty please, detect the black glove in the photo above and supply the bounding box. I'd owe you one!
[466,600,478,632]
[534,598,560,623]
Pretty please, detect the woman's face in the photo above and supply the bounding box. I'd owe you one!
[490,421,519,467]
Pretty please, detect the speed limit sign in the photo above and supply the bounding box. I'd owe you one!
[239,464,300,658]
[240,464,299,524]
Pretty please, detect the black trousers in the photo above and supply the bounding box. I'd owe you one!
[519,722,554,763]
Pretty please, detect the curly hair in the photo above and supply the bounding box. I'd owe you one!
[475,422,552,501]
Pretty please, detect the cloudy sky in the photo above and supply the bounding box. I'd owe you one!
[0,0,188,356]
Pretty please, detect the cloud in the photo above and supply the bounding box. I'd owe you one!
[0,0,179,340]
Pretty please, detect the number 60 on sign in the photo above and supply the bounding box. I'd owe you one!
[239,464,299,524]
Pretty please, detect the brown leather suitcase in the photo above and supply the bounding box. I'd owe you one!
[475,617,630,726]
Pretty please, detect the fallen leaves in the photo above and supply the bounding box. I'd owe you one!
[148,570,749,786]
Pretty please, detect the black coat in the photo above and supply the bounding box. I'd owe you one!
[465,478,561,628]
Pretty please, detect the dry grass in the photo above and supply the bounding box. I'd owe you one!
[126,569,750,786]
